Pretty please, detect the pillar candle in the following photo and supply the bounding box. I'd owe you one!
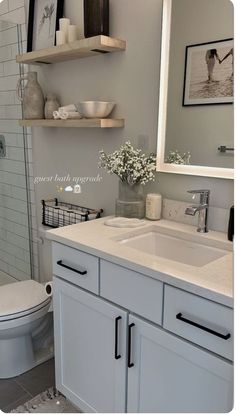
[146,193,162,220]
[56,30,66,46]
[59,18,70,42]
[68,25,78,43]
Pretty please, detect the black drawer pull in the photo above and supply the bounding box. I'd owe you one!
[57,260,87,275]
[128,323,135,368]
[114,316,122,360]
[176,313,231,340]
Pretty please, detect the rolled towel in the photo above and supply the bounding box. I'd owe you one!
[59,110,82,120]
[53,111,60,119]
[53,109,82,120]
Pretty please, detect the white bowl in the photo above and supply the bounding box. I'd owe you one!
[77,101,116,119]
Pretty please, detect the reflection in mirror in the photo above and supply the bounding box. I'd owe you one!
[157,0,234,178]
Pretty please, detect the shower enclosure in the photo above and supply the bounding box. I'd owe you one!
[0,19,34,286]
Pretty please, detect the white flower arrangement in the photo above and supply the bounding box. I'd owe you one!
[165,150,191,165]
[99,141,156,185]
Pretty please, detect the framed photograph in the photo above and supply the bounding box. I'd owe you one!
[27,0,64,52]
[183,39,234,106]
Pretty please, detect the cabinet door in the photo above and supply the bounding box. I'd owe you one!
[127,315,233,413]
[53,276,127,413]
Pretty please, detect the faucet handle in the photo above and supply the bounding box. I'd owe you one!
[187,189,210,205]
[187,189,210,195]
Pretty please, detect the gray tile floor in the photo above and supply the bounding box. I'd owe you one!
[0,358,55,412]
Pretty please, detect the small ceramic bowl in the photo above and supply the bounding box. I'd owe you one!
[77,101,116,118]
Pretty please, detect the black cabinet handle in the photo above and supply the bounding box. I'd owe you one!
[128,323,135,368]
[114,316,122,360]
[57,260,87,275]
[176,313,231,340]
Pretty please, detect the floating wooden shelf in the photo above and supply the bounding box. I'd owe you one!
[16,35,126,65]
[19,118,125,128]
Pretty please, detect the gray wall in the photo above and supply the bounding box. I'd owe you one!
[166,0,234,168]
[30,0,233,228]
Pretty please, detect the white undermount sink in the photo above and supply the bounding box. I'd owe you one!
[118,226,230,267]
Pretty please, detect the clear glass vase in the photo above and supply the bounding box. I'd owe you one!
[115,181,145,219]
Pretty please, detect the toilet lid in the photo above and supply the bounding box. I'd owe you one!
[0,280,49,318]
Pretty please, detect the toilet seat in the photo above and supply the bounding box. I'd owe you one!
[0,299,51,322]
[0,280,50,322]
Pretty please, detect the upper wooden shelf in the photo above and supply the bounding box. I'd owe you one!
[16,35,126,65]
[19,118,125,128]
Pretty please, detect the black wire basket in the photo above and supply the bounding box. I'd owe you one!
[42,198,103,228]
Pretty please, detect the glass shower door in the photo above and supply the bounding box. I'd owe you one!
[0,20,32,286]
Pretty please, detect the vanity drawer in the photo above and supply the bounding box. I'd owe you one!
[100,260,163,324]
[163,285,233,360]
[52,242,99,294]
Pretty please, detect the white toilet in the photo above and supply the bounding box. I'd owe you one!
[0,280,51,379]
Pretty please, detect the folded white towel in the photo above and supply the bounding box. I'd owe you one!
[60,110,82,120]
[59,104,77,112]
[53,110,82,120]
[104,217,146,228]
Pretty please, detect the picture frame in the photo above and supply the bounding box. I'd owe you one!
[183,38,234,106]
[27,0,64,52]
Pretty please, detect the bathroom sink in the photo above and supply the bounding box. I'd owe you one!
[118,227,230,267]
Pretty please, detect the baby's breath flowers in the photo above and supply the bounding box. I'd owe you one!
[165,150,191,165]
[99,141,156,185]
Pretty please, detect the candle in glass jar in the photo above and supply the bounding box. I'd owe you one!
[146,193,162,220]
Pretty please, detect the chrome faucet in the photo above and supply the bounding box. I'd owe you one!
[185,189,210,233]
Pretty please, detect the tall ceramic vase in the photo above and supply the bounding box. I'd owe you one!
[17,72,44,119]
[115,181,145,219]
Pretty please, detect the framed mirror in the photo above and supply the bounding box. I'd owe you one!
[156,0,234,179]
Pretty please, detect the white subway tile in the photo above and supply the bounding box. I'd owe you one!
[0,91,15,105]
[6,231,30,251]
[0,27,17,48]
[0,45,12,61]
[0,193,28,213]
[14,257,31,274]
[11,186,27,201]
[2,133,23,147]
[0,74,20,91]
[2,59,20,76]
[0,158,26,175]
[10,42,19,57]
[8,264,29,280]
[0,259,9,274]
[0,1,9,16]
[0,205,28,225]
[8,0,24,12]
[6,146,24,161]
[0,170,26,187]
[0,119,22,133]
[0,104,21,119]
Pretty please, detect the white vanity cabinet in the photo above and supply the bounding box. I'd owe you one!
[127,315,233,413]
[53,276,128,413]
[52,242,233,413]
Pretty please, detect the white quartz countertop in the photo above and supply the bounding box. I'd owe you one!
[47,218,233,308]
